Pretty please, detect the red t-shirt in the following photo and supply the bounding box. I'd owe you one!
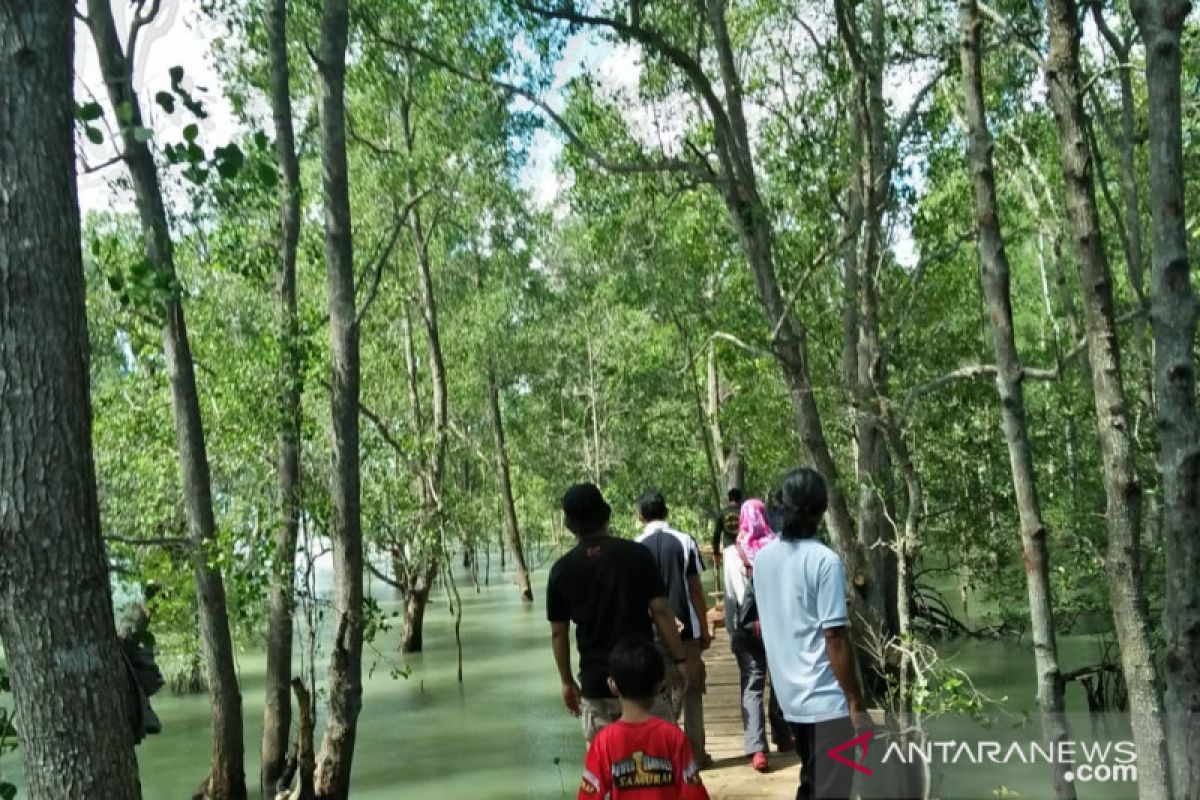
[577,717,710,799]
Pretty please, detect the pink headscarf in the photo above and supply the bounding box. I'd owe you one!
[736,498,778,562]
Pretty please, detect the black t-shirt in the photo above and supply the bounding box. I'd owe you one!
[711,502,741,555]
[547,535,667,698]
[638,527,703,641]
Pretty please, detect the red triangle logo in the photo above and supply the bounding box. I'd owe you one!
[826,730,874,776]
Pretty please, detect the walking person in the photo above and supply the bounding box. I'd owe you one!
[548,482,691,743]
[710,487,744,568]
[723,498,791,773]
[634,489,712,767]
[577,637,711,799]
[754,469,871,800]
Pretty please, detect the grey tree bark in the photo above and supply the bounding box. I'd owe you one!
[312,0,365,796]
[1131,1,1200,795]
[959,4,1075,795]
[1044,1,1174,796]
[261,0,304,793]
[0,5,143,797]
[836,0,899,640]
[486,365,534,602]
[85,3,246,796]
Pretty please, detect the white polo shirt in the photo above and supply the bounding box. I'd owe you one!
[752,537,851,723]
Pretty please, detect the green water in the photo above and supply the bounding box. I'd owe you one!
[5,560,1139,799]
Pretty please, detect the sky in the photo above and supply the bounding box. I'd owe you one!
[73,1,924,263]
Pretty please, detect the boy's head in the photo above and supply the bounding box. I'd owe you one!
[727,487,745,505]
[606,637,665,705]
[562,482,612,537]
[635,489,668,524]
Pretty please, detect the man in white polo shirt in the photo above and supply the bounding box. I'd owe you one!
[753,468,870,800]
[635,489,712,767]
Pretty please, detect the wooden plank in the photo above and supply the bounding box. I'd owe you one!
[699,620,799,799]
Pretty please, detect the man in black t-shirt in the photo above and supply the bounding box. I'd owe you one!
[711,488,745,567]
[547,482,691,742]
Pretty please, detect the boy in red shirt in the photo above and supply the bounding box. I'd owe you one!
[578,637,710,799]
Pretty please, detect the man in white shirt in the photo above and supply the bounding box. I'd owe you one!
[754,468,870,800]
[635,489,712,766]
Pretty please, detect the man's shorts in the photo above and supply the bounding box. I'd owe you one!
[580,690,674,742]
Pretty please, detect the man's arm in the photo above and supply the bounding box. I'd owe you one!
[824,626,870,730]
[710,515,722,564]
[686,574,711,649]
[551,621,581,716]
[650,596,691,691]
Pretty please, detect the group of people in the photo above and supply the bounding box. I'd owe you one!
[547,469,869,800]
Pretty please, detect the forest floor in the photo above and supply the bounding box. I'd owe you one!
[701,611,800,798]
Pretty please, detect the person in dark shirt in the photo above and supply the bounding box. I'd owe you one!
[710,488,745,567]
[548,482,691,742]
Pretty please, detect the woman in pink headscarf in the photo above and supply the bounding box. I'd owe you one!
[736,499,777,563]
[722,497,790,772]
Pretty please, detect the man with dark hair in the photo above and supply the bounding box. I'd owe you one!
[577,637,710,799]
[710,487,745,566]
[634,489,711,764]
[548,483,691,743]
[754,468,870,800]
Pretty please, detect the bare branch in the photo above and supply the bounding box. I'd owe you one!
[127,0,163,71]
[356,190,430,325]
[977,1,1045,66]
[105,534,191,548]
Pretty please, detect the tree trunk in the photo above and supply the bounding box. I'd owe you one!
[702,0,879,665]
[85,3,246,797]
[1132,2,1200,795]
[401,567,437,654]
[261,0,303,793]
[312,1,364,797]
[487,367,533,602]
[959,4,1075,795]
[0,6,143,797]
[837,0,898,639]
[1044,2,1174,797]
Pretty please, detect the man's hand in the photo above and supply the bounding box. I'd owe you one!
[561,680,582,717]
[699,629,713,651]
[675,617,685,633]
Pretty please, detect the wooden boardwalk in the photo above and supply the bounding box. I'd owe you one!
[699,609,799,799]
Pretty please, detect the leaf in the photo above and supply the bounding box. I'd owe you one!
[85,126,104,145]
[213,143,245,180]
[169,65,184,86]
[0,781,16,800]
[76,101,103,122]
[155,91,176,114]
[183,123,199,143]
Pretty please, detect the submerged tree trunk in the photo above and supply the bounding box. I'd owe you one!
[86,3,246,797]
[1132,1,1200,795]
[0,6,143,797]
[1044,2,1174,796]
[487,366,533,602]
[959,4,1076,795]
[401,566,438,654]
[312,1,364,797]
[261,0,304,793]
